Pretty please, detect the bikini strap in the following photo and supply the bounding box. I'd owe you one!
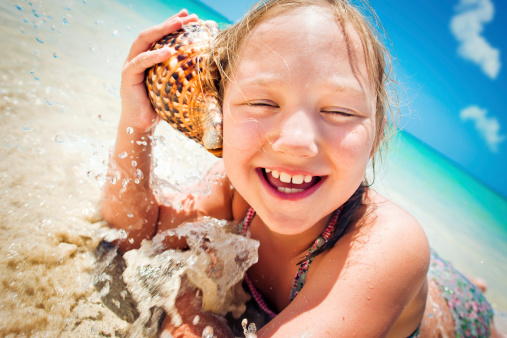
[240,207,342,318]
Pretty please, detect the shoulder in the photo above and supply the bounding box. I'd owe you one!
[261,190,431,336]
[343,189,430,274]
[363,189,429,255]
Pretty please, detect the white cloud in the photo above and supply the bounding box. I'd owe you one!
[450,0,501,79]
[460,105,505,152]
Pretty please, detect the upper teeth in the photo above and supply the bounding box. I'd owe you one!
[265,169,312,184]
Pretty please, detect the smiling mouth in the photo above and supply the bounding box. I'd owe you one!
[261,168,322,194]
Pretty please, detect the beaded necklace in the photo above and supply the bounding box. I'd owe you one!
[239,207,342,319]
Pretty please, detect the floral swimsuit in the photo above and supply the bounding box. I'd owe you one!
[232,207,494,338]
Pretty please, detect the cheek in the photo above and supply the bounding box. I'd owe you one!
[222,107,265,156]
[330,123,375,168]
[222,108,257,179]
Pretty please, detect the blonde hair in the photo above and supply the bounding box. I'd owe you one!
[206,0,397,175]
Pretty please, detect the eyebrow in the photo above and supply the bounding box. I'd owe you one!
[236,74,368,97]
[235,74,285,88]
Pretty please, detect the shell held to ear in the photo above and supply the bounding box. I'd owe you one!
[145,20,223,157]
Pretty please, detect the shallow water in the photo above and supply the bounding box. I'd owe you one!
[0,0,505,336]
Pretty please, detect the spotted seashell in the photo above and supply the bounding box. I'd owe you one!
[145,20,222,157]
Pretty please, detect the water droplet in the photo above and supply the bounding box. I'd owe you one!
[118,229,127,239]
[53,52,59,58]
[247,322,257,334]
[134,179,140,184]
[202,326,214,338]
[88,44,95,52]
[62,16,69,25]
[45,98,53,105]
[128,238,134,244]
[22,124,31,131]
[32,9,40,17]
[131,160,137,167]
[19,27,25,34]
[35,35,44,43]
[118,151,127,159]
[15,4,22,10]
[126,127,133,134]
[127,213,134,218]
[54,135,64,143]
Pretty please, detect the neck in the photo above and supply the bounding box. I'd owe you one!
[251,212,333,260]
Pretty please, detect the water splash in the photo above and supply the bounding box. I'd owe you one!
[118,218,259,337]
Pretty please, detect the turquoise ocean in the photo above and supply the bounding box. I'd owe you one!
[0,0,505,335]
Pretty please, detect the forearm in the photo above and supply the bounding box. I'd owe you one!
[101,10,199,252]
[101,118,159,251]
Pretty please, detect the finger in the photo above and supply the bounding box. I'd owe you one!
[167,8,189,21]
[126,13,198,63]
[123,47,174,86]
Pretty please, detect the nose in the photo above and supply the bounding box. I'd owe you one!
[271,109,318,157]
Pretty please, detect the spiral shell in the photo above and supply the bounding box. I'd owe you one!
[145,20,222,157]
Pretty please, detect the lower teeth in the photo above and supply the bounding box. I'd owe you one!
[277,187,304,194]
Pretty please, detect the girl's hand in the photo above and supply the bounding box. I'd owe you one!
[120,10,198,133]
[161,286,234,338]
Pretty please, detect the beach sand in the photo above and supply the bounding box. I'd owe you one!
[0,0,215,335]
[0,0,505,336]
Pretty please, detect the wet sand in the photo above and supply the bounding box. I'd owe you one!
[0,0,215,336]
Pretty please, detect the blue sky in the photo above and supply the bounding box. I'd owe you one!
[199,0,507,198]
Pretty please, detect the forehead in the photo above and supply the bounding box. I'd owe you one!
[233,6,372,91]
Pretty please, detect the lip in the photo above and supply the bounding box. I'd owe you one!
[256,168,326,200]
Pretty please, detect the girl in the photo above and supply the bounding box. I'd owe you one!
[102,1,496,336]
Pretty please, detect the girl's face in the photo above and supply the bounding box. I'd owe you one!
[222,6,376,235]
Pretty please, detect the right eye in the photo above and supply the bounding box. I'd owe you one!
[246,100,278,108]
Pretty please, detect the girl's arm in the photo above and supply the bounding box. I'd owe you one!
[101,10,198,252]
[257,198,430,337]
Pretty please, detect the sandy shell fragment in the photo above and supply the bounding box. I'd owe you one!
[145,20,223,157]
